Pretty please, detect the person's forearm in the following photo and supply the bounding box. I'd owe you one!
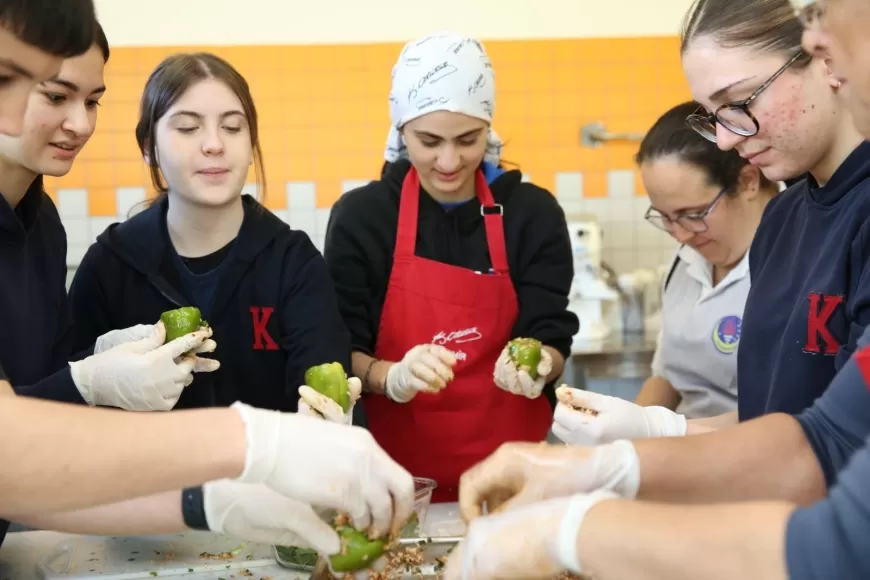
[686,411,738,435]
[0,398,246,518]
[543,346,564,382]
[634,376,680,410]
[634,413,825,504]
[0,379,13,397]
[578,499,791,580]
[13,491,186,535]
[352,351,392,396]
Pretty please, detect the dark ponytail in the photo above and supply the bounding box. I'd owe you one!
[636,101,776,194]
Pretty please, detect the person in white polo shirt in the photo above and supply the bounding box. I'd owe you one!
[554,101,779,445]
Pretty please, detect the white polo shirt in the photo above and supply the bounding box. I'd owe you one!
[650,244,750,419]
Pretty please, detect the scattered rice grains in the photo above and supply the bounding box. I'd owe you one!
[315,511,595,579]
[556,384,600,417]
[310,546,593,579]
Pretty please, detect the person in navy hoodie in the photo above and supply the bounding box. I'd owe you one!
[0,23,217,408]
[555,0,870,440]
[678,0,870,421]
[68,52,357,419]
[324,32,579,502]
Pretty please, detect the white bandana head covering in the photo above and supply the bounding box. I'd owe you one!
[385,31,503,165]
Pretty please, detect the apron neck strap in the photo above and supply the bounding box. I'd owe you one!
[395,167,509,274]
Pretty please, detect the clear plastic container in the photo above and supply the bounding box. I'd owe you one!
[274,477,438,570]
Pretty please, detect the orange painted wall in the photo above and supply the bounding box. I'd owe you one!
[45,37,690,215]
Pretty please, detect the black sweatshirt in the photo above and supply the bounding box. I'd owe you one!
[0,179,85,403]
[324,159,579,365]
[68,195,353,413]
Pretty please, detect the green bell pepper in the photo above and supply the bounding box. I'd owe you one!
[304,362,350,413]
[507,337,543,379]
[328,525,386,573]
[299,363,387,573]
[160,307,208,343]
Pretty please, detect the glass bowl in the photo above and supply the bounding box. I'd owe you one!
[274,476,438,570]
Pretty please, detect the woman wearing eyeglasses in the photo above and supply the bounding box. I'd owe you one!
[679,0,870,424]
[638,102,779,420]
[553,0,870,447]
[552,101,779,446]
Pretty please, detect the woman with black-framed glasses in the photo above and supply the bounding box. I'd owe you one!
[553,101,779,447]
[677,0,870,424]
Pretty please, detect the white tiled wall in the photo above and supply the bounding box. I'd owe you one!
[553,170,678,274]
[61,171,677,285]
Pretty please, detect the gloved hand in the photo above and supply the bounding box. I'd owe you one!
[203,480,339,555]
[444,490,618,579]
[384,344,457,403]
[552,386,687,446]
[493,344,552,399]
[231,402,415,538]
[94,321,216,356]
[297,377,362,425]
[458,439,640,521]
[69,324,219,411]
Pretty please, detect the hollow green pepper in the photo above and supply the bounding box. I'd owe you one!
[328,525,386,573]
[507,337,543,379]
[300,363,386,573]
[304,362,350,413]
[160,307,208,343]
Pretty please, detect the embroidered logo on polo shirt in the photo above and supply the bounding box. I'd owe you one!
[712,315,742,354]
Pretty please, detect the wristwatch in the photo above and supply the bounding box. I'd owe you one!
[181,486,210,531]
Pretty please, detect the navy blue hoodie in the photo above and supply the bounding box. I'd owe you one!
[68,195,353,414]
[739,141,870,420]
[0,179,86,403]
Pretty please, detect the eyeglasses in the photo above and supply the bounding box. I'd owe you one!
[644,188,728,234]
[686,51,804,143]
[790,0,825,28]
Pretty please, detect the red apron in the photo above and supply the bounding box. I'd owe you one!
[365,167,553,503]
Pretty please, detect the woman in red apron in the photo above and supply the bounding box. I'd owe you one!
[323,32,579,503]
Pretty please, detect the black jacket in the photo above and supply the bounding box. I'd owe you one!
[0,179,84,402]
[325,159,578,363]
[69,195,353,413]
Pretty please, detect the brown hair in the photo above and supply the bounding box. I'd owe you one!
[681,0,810,68]
[134,52,265,201]
[2,0,96,58]
[637,101,778,196]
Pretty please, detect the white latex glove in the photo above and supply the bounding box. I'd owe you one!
[385,344,457,403]
[203,480,340,555]
[69,324,219,411]
[231,402,415,538]
[493,344,552,399]
[94,321,217,356]
[94,324,154,354]
[552,386,687,446]
[297,377,362,425]
[458,439,640,521]
[444,490,618,579]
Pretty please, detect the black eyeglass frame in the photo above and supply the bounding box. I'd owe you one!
[644,187,729,234]
[686,51,804,143]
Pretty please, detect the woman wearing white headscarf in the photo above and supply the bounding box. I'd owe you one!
[323,32,579,502]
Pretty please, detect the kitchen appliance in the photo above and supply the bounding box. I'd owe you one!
[564,214,621,344]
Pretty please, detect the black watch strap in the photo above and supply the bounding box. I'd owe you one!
[181,486,210,531]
